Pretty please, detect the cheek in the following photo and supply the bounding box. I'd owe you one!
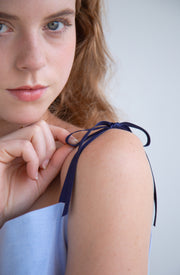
[51,37,76,80]
[0,40,22,88]
[0,49,11,85]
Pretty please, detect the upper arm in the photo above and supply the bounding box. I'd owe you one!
[65,129,154,275]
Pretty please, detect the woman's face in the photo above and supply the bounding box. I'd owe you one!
[0,0,76,125]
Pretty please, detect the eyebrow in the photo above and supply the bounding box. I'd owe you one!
[0,12,19,21]
[45,9,75,20]
[0,9,75,22]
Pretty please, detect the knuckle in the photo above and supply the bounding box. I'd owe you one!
[0,143,11,158]
[22,140,32,150]
[48,143,56,155]
[0,145,8,159]
[32,124,41,135]
[38,120,47,128]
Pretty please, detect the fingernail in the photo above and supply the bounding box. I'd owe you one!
[69,135,78,145]
[42,159,49,170]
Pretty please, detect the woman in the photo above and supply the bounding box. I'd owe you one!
[0,0,155,274]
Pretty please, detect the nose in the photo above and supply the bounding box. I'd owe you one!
[15,33,46,72]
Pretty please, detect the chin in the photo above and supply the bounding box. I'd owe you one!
[6,112,45,127]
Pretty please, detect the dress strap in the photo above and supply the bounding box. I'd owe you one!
[59,121,157,226]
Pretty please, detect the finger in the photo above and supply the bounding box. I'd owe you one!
[37,145,73,193]
[30,124,47,167]
[36,121,56,168]
[0,140,39,180]
[49,125,78,145]
[0,122,78,147]
[0,124,36,141]
[0,124,46,169]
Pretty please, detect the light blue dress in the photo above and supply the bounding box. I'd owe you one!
[0,203,68,275]
[0,121,157,275]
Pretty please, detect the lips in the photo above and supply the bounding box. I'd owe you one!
[10,84,46,90]
[7,85,47,102]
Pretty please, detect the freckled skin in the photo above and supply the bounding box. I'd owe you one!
[0,0,77,229]
[0,0,76,129]
[0,1,154,274]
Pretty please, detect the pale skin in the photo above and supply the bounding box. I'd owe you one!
[0,0,154,274]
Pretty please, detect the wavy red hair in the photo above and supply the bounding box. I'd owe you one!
[49,0,117,128]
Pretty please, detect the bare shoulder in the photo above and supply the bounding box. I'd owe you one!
[68,129,154,219]
[75,128,153,192]
[78,128,148,168]
[65,128,154,275]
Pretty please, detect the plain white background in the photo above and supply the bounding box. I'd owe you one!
[104,1,180,274]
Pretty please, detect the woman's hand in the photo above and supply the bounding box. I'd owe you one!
[0,120,74,228]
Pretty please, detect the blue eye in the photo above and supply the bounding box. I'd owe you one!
[47,21,64,31]
[0,23,9,33]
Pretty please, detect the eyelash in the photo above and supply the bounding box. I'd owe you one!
[0,22,12,34]
[0,18,72,35]
[44,18,72,34]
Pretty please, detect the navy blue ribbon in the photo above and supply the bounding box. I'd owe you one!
[59,121,157,226]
